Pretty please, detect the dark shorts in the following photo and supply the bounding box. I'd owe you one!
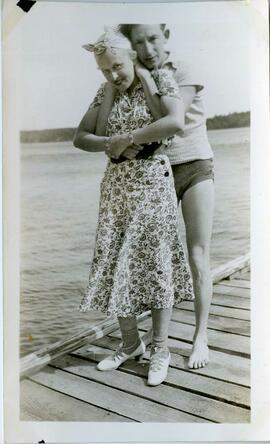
[171,158,214,202]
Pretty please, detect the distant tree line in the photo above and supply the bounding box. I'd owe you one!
[20,127,76,144]
[20,111,250,143]
[206,111,250,130]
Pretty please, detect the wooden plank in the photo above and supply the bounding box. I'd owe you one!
[234,273,250,281]
[178,303,250,321]
[51,354,250,423]
[20,378,130,422]
[74,344,250,408]
[20,311,149,378]
[29,366,207,423]
[211,254,250,284]
[138,318,250,357]
[20,254,250,378]
[171,309,250,336]
[221,279,250,289]
[230,268,250,280]
[105,334,250,386]
[211,293,250,310]
[214,284,250,298]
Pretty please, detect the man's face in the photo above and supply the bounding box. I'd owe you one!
[130,25,168,70]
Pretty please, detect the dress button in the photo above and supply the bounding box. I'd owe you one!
[160,160,166,165]
[164,171,169,177]
[146,180,152,185]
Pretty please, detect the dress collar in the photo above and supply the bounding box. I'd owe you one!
[116,81,143,98]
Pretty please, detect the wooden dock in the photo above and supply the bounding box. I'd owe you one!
[20,257,250,423]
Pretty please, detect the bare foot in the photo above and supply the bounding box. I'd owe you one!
[188,337,209,369]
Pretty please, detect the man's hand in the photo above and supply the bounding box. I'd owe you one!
[106,134,130,159]
[122,144,144,160]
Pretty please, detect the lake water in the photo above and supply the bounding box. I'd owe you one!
[20,127,250,357]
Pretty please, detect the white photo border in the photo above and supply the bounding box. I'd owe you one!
[3,0,270,442]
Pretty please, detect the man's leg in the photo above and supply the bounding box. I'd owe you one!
[181,179,214,369]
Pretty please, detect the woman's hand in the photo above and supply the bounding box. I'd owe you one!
[135,61,150,80]
[103,82,117,100]
[95,82,116,136]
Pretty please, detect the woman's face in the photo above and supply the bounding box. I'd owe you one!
[96,49,135,92]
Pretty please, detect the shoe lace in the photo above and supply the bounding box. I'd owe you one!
[150,347,169,371]
[113,346,125,361]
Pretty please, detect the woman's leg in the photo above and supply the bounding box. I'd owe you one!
[118,316,141,354]
[151,307,172,350]
[97,315,144,371]
[181,179,214,369]
[147,307,172,386]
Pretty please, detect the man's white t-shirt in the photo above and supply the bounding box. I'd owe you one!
[149,57,213,165]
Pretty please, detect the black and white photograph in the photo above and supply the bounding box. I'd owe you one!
[3,0,270,442]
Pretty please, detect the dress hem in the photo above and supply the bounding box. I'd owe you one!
[79,294,194,318]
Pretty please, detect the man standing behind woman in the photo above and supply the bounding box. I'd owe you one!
[75,29,194,386]
[116,24,215,369]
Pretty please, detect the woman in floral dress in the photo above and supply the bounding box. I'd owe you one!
[74,29,194,386]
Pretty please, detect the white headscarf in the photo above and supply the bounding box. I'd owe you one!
[82,27,132,55]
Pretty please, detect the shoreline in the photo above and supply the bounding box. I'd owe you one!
[20,113,250,144]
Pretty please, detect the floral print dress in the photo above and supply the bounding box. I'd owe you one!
[79,69,194,317]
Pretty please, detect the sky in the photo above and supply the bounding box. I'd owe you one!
[6,1,251,130]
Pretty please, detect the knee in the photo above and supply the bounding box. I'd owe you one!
[189,245,210,282]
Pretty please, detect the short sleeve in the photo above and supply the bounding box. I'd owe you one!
[151,69,181,99]
[173,61,204,92]
[88,83,106,110]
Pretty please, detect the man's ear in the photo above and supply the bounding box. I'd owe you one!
[164,28,170,41]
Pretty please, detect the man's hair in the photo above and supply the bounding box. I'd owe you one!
[118,24,166,41]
